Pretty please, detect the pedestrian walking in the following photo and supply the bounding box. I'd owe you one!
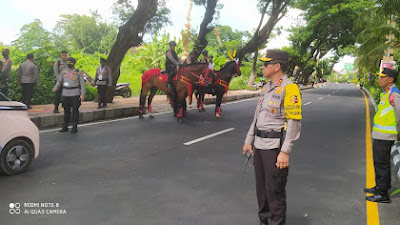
[52,57,85,134]
[242,50,302,225]
[17,54,40,109]
[53,50,69,113]
[364,68,400,203]
[94,57,112,108]
[1,48,12,97]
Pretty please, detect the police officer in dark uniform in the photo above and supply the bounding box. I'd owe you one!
[52,57,86,134]
[165,41,181,88]
[243,50,302,225]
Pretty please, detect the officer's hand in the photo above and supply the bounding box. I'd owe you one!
[52,88,57,93]
[242,143,254,156]
[276,152,289,169]
[80,95,85,102]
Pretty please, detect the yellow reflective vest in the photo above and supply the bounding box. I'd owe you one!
[373,89,398,134]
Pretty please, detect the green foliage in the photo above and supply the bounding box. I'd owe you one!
[54,12,117,54]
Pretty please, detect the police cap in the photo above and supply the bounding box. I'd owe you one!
[259,49,289,62]
[377,68,399,82]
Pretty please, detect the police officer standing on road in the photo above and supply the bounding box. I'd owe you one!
[165,41,181,88]
[94,57,112,109]
[208,55,214,70]
[17,53,40,109]
[1,48,12,97]
[242,50,302,225]
[52,57,86,134]
[364,68,400,203]
[53,50,69,113]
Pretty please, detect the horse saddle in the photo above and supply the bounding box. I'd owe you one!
[157,73,179,82]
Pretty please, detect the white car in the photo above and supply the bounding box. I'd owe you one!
[0,93,39,175]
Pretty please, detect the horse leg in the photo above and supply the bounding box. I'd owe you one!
[215,93,223,118]
[139,86,148,119]
[199,92,206,112]
[182,98,187,117]
[147,87,157,119]
[196,91,200,109]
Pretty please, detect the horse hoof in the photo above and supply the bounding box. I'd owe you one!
[199,108,206,112]
[139,114,144,119]
[149,115,154,119]
[177,117,183,122]
[215,113,222,118]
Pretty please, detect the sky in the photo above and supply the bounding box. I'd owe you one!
[0,0,352,71]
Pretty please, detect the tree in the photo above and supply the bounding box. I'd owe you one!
[55,12,118,54]
[289,0,374,84]
[106,0,158,102]
[112,0,171,35]
[192,0,220,57]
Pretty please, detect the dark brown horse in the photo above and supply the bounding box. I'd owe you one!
[139,64,211,119]
[193,60,241,118]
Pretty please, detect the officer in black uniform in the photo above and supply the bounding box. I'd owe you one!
[165,41,181,88]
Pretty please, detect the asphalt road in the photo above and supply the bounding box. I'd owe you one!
[1,83,398,225]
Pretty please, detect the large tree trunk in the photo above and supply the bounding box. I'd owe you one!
[105,0,158,102]
[248,49,259,87]
[236,0,290,62]
[193,0,218,57]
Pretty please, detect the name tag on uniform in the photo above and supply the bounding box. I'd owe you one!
[99,75,103,80]
[64,82,70,87]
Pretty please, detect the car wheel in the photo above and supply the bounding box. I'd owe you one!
[0,139,33,175]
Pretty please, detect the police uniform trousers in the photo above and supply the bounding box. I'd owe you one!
[97,85,107,107]
[373,139,394,191]
[54,84,63,107]
[254,148,288,225]
[21,83,35,107]
[166,66,177,84]
[62,96,81,125]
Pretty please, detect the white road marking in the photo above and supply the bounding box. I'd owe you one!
[183,128,235,146]
[303,102,312,106]
[318,97,323,100]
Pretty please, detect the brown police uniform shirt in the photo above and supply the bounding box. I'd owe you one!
[245,74,302,154]
[94,66,112,86]
[53,60,68,81]
[1,57,12,78]
[54,68,86,97]
[17,60,39,84]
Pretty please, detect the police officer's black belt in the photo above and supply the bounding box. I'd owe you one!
[254,128,283,138]
[63,87,79,90]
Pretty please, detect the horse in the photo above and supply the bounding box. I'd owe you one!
[139,64,212,119]
[193,60,242,118]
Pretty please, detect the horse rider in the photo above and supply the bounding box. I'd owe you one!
[200,49,208,64]
[183,51,196,66]
[165,41,181,88]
